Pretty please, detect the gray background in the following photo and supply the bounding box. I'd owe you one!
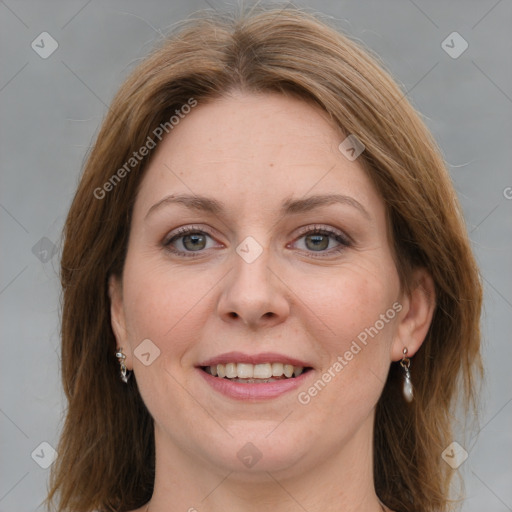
[1,0,511,510]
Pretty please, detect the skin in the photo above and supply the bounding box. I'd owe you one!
[109,92,435,512]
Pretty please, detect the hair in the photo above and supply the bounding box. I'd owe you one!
[46,5,482,512]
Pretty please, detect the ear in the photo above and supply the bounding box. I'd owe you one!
[108,274,132,368]
[392,268,436,361]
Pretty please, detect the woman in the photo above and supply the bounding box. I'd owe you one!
[46,6,482,512]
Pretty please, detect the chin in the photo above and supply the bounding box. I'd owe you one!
[196,427,319,480]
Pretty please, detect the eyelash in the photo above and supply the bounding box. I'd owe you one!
[163,224,351,258]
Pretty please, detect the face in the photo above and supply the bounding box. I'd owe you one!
[110,92,420,480]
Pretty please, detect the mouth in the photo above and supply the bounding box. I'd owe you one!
[200,362,313,383]
[196,352,314,400]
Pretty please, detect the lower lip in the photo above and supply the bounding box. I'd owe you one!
[197,368,311,400]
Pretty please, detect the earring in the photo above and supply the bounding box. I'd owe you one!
[400,347,413,402]
[115,347,131,383]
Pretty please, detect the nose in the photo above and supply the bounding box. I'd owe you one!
[216,247,290,329]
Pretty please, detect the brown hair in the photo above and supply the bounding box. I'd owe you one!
[46,6,482,512]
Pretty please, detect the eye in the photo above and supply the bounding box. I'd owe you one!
[163,225,350,258]
[291,225,351,255]
[163,227,219,256]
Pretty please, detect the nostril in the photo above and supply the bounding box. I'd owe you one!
[228,312,238,319]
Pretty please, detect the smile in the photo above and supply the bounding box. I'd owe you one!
[201,362,311,381]
[197,352,314,400]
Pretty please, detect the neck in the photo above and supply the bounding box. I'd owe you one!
[144,414,387,512]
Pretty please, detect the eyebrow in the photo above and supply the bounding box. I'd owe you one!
[145,193,370,221]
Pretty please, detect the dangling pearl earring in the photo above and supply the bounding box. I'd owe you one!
[400,347,413,402]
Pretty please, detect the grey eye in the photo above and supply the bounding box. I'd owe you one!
[305,234,329,251]
[182,233,207,251]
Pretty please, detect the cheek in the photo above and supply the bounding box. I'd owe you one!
[297,262,399,349]
[120,260,213,417]
[121,257,213,359]
[293,260,400,413]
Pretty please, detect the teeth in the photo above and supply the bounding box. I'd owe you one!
[207,362,306,379]
[253,363,272,379]
[272,362,284,376]
[225,363,237,378]
[237,363,253,379]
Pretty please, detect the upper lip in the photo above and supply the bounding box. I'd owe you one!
[198,351,312,368]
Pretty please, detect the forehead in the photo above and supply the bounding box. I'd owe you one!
[133,92,384,221]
